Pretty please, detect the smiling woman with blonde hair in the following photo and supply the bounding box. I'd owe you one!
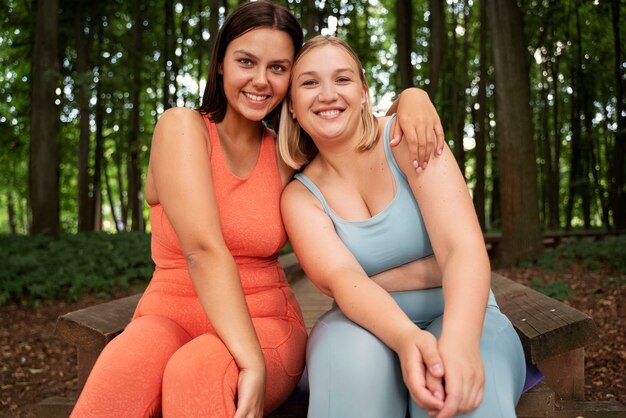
[280,36,526,418]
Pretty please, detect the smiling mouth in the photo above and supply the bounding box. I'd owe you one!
[243,92,271,102]
[316,109,342,118]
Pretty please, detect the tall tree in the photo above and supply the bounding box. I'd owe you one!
[208,0,219,65]
[473,0,488,230]
[29,0,60,236]
[128,0,144,231]
[396,0,414,89]
[91,14,106,231]
[427,0,445,99]
[163,0,174,110]
[487,0,542,264]
[302,0,320,39]
[74,0,95,231]
[450,1,470,175]
[547,4,562,229]
[610,0,625,229]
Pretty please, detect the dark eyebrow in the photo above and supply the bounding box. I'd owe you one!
[233,49,292,65]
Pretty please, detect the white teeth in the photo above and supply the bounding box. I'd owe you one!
[244,92,269,101]
[318,110,340,118]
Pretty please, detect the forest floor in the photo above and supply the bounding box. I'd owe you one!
[1,262,624,417]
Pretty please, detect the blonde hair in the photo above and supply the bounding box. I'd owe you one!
[279,36,378,170]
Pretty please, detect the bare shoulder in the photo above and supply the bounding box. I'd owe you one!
[282,178,310,207]
[154,107,208,141]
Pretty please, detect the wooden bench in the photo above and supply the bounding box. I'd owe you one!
[38,255,601,418]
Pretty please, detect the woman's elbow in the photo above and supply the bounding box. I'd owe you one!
[184,242,230,270]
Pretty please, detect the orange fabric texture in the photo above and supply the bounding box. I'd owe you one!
[72,117,307,417]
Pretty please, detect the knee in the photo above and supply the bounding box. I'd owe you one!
[163,335,236,394]
[307,313,406,417]
[162,336,238,416]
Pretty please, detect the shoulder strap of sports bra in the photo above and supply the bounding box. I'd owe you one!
[293,173,337,220]
[382,114,407,181]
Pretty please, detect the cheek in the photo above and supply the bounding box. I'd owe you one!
[271,76,290,101]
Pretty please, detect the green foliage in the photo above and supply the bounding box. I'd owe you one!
[535,236,626,274]
[528,277,573,301]
[0,232,153,306]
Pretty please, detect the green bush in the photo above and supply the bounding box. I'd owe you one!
[528,277,574,301]
[0,232,153,306]
[535,236,626,274]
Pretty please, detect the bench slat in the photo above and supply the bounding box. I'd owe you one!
[56,293,142,350]
[491,273,598,363]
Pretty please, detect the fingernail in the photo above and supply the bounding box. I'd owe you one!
[431,363,442,374]
[416,167,423,173]
[412,160,419,169]
[422,162,428,170]
[434,390,443,400]
[437,148,443,155]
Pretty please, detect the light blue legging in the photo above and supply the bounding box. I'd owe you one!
[306,288,526,418]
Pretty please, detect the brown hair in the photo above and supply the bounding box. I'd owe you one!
[278,36,378,169]
[197,1,303,131]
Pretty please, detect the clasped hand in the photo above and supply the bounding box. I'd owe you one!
[398,329,484,418]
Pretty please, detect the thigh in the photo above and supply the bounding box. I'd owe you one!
[409,307,526,418]
[163,317,307,418]
[306,307,408,418]
[253,316,308,413]
[72,315,191,418]
[162,333,239,417]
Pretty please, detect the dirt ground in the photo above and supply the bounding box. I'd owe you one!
[1,262,624,417]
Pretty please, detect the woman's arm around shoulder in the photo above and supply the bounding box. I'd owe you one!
[391,131,491,418]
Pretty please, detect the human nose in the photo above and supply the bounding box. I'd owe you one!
[252,68,268,88]
[318,82,338,102]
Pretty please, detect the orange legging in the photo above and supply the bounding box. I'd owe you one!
[71,267,307,417]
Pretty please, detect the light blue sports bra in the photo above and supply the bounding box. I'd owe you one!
[294,115,434,276]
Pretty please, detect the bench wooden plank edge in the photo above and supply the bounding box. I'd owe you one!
[491,273,598,363]
[55,254,302,349]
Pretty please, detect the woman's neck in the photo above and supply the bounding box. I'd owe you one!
[312,134,367,179]
[218,110,264,146]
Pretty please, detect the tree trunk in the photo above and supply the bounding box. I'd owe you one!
[537,58,552,225]
[114,145,127,230]
[566,57,581,229]
[74,0,94,232]
[179,2,189,102]
[92,17,105,232]
[396,0,414,89]
[128,0,144,232]
[610,0,625,229]
[487,0,542,265]
[427,0,444,99]
[103,158,121,232]
[208,0,219,75]
[7,192,17,236]
[548,35,561,229]
[29,0,60,236]
[302,0,319,40]
[163,0,174,110]
[452,1,469,176]
[472,0,488,231]
[197,0,205,93]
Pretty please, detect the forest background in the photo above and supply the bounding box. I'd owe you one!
[0,0,625,415]
[1,0,624,259]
